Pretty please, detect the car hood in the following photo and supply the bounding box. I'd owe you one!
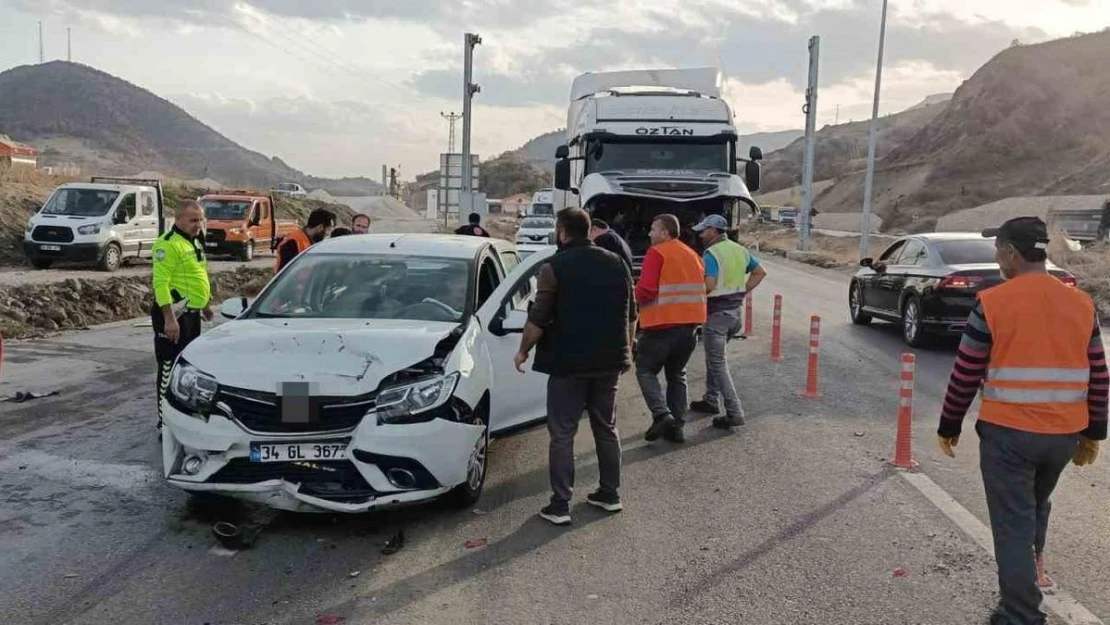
[180,318,461,396]
[517,228,554,236]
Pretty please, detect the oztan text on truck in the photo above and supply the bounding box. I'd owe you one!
[551,67,763,272]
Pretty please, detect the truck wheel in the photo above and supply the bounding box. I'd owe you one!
[30,258,53,270]
[99,242,122,272]
[240,239,254,262]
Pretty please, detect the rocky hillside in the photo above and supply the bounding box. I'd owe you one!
[766,31,1110,232]
[0,62,382,195]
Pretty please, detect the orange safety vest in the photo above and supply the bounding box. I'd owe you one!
[640,238,707,329]
[978,273,1095,435]
[274,229,312,272]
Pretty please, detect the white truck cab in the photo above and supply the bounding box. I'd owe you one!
[552,68,762,272]
[23,177,165,271]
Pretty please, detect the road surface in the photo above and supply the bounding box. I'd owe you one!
[0,256,1106,625]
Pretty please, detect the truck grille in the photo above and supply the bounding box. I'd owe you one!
[617,180,719,199]
[210,458,377,502]
[32,225,74,243]
[216,386,376,434]
[205,229,226,245]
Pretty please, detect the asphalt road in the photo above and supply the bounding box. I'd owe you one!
[0,256,1106,625]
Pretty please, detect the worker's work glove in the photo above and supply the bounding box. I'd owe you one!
[938,435,959,458]
[1072,437,1100,467]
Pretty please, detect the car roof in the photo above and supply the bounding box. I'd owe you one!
[902,232,990,242]
[304,233,506,260]
[57,183,149,192]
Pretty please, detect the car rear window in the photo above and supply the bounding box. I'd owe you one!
[935,239,997,265]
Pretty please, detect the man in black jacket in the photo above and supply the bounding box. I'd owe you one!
[514,207,637,526]
[454,212,491,237]
[589,218,634,272]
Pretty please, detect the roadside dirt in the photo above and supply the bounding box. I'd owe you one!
[0,266,272,340]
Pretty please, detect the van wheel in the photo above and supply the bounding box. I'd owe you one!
[443,406,489,509]
[240,239,254,262]
[30,258,53,270]
[99,242,122,272]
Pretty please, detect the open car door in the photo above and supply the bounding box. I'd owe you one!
[474,246,556,433]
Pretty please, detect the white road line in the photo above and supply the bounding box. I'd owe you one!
[900,471,1105,625]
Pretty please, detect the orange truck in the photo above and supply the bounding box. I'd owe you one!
[199,191,299,261]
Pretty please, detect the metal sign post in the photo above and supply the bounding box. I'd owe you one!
[799,36,820,252]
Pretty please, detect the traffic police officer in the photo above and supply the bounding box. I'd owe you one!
[937,217,1106,625]
[152,199,213,428]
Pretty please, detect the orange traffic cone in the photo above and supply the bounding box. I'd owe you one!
[889,352,919,469]
[803,316,821,398]
[770,294,783,362]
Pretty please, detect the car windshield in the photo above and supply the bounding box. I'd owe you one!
[935,239,998,265]
[250,254,472,323]
[277,183,298,191]
[530,203,554,216]
[41,188,120,217]
[586,140,729,173]
[521,218,554,229]
[202,200,251,220]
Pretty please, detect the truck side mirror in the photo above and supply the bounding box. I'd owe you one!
[555,145,569,159]
[250,211,261,226]
[554,159,572,191]
[749,146,763,161]
[745,160,761,193]
[113,210,128,225]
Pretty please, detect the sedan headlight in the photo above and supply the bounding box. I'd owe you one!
[77,224,101,235]
[374,373,459,425]
[169,360,219,416]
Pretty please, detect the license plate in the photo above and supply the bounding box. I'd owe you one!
[39,244,61,251]
[205,241,218,247]
[250,442,347,463]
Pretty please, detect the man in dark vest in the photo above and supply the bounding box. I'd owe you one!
[514,207,637,526]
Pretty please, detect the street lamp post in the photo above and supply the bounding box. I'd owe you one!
[859,0,889,260]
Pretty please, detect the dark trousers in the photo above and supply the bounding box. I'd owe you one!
[152,304,202,425]
[635,325,699,423]
[978,420,1079,625]
[547,373,622,506]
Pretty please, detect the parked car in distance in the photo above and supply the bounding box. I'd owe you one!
[849,232,1077,347]
[161,234,553,513]
[515,216,556,255]
[272,182,308,197]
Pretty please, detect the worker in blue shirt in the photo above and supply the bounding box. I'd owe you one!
[689,214,766,428]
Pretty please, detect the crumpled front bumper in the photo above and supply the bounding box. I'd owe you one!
[161,399,481,513]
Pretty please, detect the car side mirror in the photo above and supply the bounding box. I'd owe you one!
[555,144,570,159]
[490,308,528,336]
[860,258,873,268]
[749,146,763,161]
[219,296,252,319]
[554,159,572,191]
[745,160,761,193]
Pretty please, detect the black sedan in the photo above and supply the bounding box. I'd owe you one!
[849,233,1077,347]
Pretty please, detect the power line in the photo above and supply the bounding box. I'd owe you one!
[440,111,461,153]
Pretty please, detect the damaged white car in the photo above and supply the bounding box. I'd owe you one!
[161,234,555,513]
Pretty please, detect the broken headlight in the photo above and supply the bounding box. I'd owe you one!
[374,372,459,425]
[168,360,219,416]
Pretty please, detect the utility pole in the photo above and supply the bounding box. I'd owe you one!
[381,165,387,195]
[860,0,889,260]
[38,22,44,63]
[67,28,71,62]
[440,111,462,154]
[835,104,839,126]
[798,36,820,252]
[461,33,481,214]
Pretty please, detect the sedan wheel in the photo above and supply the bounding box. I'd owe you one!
[849,282,872,325]
[444,409,489,509]
[902,298,929,347]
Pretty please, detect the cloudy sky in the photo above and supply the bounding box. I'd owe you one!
[0,0,1106,179]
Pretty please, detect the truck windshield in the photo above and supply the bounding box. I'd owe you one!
[586,140,729,173]
[202,200,251,220]
[41,189,120,217]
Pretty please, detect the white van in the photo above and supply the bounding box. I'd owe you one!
[23,177,165,271]
[527,189,554,217]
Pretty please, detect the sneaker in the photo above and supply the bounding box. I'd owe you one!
[586,490,623,513]
[689,400,720,415]
[645,414,676,441]
[712,415,746,429]
[539,503,571,526]
[663,424,686,443]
